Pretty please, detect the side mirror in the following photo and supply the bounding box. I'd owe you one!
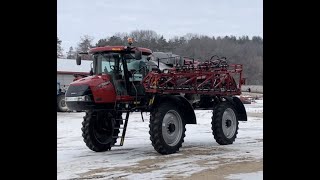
[135,49,142,60]
[76,55,81,65]
[146,56,151,61]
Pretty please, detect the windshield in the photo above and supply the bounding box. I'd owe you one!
[92,53,119,75]
[94,53,149,75]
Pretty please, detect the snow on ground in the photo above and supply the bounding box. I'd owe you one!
[243,100,263,114]
[58,100,263,180]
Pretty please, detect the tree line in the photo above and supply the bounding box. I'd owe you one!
[57,30,263,85]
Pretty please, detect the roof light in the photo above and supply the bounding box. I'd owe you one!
[128,37,133,45]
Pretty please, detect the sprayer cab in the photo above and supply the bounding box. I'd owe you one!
[65,38,153,111]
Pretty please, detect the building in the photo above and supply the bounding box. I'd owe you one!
[57,59,92,112]
[57,58,92,91]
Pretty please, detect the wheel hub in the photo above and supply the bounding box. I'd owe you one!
[222,108,237,138]
[225,119,232,127]
[162,110,183,146]
[168,123,176,133]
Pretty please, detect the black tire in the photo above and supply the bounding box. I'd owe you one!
[149,103,186,155]
[81,110,121,152]
[57,94,68,112]
[211,102,239,145]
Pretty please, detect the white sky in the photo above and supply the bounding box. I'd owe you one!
[58,0,262,52]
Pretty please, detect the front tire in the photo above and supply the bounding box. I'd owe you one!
[81,111,121,152]
[212,102,239,145]
[57,94,68,112]
[149,103,186,154]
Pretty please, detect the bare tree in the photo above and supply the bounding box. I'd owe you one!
[76,35,94,60]
[96,38,108,47]
[76,35,94,52]
[57,37,64,58]
[66,46,76,59]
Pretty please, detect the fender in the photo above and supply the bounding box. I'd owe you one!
[224,96,247,121]
[152,95,197,124]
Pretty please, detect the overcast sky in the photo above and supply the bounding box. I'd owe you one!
[58,0,262,52]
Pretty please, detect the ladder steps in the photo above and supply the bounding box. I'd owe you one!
[112,111,130,147]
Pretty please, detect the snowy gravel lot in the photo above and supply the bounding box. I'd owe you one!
[58,100,263,180]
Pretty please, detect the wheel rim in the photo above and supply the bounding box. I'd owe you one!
[93,115,114,144]
[222,108,237,138]
[162,110,183,146]
[60,99,66,108]
[59,98,68,111]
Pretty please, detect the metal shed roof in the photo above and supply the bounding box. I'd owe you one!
[57,59,92,74]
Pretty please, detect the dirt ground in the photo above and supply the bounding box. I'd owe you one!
[75,151,262,180]
[182,160,262,180]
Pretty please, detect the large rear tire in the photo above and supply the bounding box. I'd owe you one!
[212,102,239,145]
[81,111,121,152]
[149,103,186,154]
[57,94,68,112]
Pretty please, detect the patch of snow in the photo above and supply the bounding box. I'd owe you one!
[244,99,263,113]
